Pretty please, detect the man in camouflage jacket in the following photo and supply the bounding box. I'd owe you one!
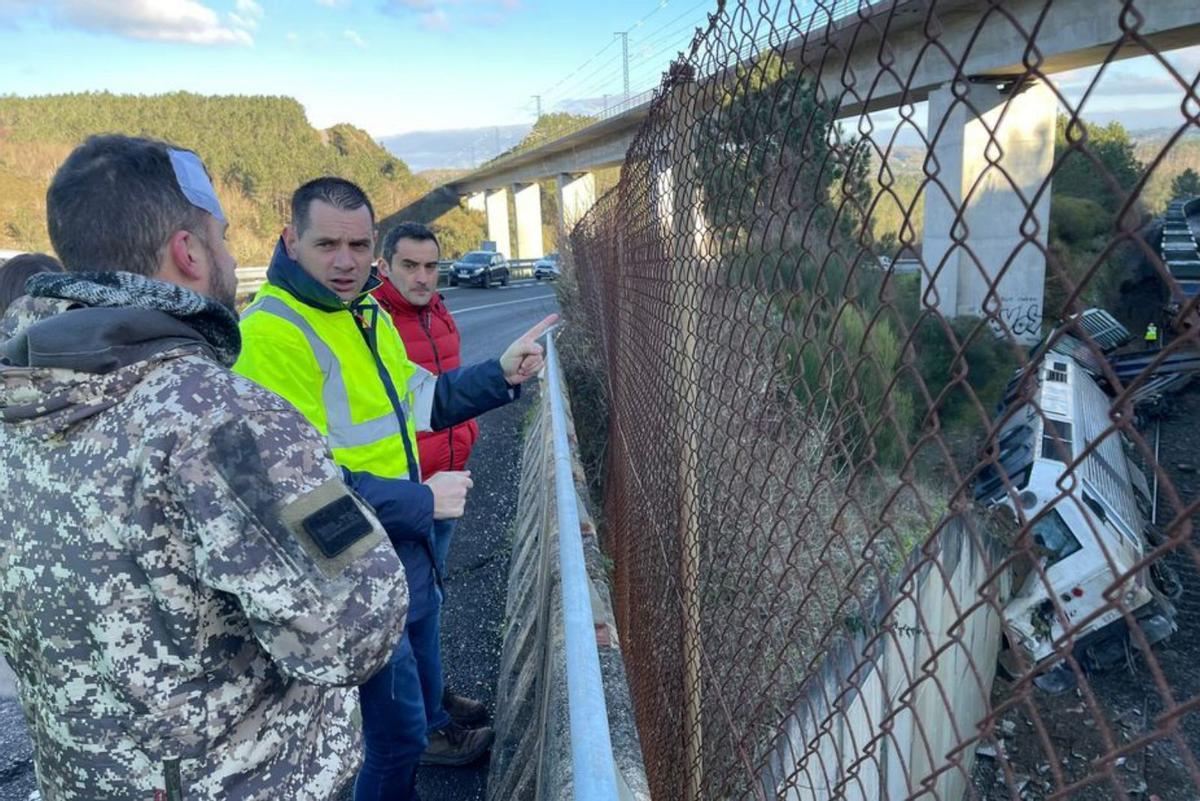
[0,134,408,800]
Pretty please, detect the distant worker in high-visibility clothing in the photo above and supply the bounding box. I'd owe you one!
[234,176,555,801]
[1145,321,1160,349]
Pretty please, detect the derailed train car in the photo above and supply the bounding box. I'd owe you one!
[976,318,1180,690]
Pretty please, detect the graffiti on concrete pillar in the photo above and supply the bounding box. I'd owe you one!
[992,296,1043,340]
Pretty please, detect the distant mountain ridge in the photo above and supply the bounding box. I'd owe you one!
[380,124,532,172]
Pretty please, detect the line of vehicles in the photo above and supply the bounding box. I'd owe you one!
[444,249,561,288]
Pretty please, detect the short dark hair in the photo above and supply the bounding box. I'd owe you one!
[46,134,211,276]
[0,253,64,314]
[381,222,440,264]
[291,177,374,235]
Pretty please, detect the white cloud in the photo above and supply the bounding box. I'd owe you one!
[230,0,263,29]
[47,0,253,45]
[343,28,366,48]
[381,0,522,30]
[316,0,349,6]
[285,30,299,43]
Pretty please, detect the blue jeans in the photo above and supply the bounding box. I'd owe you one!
[432,518,457,579]
[355,610,452,801]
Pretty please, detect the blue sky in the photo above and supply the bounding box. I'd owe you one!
[0,0,1197,139]
[0,0,716,135]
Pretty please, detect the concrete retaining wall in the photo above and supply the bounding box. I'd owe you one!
[487,364,650,801]
[757,516,1012,801]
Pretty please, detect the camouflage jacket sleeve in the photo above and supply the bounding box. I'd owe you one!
[171,406,408,687]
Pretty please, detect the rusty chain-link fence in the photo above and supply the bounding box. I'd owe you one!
[566,1,1200,798]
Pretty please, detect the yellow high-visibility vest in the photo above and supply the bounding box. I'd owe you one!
[234,283,432,480]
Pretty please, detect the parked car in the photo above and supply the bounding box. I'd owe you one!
[451,250,509,288]
[534,253,561,281]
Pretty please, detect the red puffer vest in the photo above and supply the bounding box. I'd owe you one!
[372,279,479,477]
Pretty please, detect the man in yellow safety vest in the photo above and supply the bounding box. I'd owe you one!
[234,177,554,800]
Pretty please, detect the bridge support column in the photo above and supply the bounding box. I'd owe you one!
[921,80,1056,344]
[556,172,596,231]
[511,182,545,260]
[485,188,511,258]
[466,191,485,213]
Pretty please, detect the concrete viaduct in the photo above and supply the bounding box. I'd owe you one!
[446,0,1200,343]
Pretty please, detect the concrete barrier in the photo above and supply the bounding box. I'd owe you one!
[756,515,1012,800]
[487,360,649,801]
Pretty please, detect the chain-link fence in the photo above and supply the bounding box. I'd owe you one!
[567,1,1200,798]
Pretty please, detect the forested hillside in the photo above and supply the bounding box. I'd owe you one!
[0,92,484,264]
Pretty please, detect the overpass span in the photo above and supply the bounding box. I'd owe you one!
[445,0,1200,342]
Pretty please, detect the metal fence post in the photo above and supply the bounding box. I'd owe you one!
[664,64,707,800]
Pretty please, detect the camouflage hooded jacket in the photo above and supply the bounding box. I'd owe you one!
[0,272,408,801]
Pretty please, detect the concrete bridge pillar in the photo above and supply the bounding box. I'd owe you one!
[485,188,512,258]
[466,191,485,213]
[512,182,545,260]
[921,80,1056,344]
[556,172,596,231]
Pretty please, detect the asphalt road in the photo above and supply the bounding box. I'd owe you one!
[0,280,560,801]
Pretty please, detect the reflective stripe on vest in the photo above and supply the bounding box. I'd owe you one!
[242,296,408,451]
[406,365,438,431]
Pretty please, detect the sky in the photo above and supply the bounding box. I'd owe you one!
[0,0,718,136]
[0,0,1197,140]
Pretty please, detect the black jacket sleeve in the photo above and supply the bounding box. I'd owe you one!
[429,358,520,431]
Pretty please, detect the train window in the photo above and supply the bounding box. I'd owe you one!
[1031,509,1083,568]
[1041,419,1073,463]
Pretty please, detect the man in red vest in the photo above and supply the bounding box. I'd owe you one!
[373,221,488,746]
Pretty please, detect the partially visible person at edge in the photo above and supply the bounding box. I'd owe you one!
[232,177,555,801]
[0,252,64,313]
[0,136,409,801]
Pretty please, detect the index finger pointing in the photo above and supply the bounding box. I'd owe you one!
[520,313,559,343]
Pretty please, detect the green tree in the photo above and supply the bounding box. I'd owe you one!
[1053,116,1143,215]
[1046,116,1147,316]
[697,52,910,464]
[1172,167,1200,199]
[0,92,430,265]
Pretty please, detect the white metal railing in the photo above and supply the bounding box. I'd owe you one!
[544,329,620,799]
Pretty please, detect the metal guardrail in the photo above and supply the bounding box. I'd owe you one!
[544,329,620,799]
[236,265,268,297]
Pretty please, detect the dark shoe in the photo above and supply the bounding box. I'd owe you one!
[420,721,494,766]
[443,689,489,727]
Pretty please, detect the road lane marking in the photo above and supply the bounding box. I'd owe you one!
[452,295,558,315]
[440,279,540,294]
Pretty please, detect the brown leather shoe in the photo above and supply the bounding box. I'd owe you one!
[443,689,489,727]
[420,721,494,766]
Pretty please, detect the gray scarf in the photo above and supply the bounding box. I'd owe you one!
[25,271,241,366]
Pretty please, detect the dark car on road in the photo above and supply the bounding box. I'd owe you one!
[533,253,561,281]
[451,250,509,288]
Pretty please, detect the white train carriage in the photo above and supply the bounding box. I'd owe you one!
[976,351,1176,687]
